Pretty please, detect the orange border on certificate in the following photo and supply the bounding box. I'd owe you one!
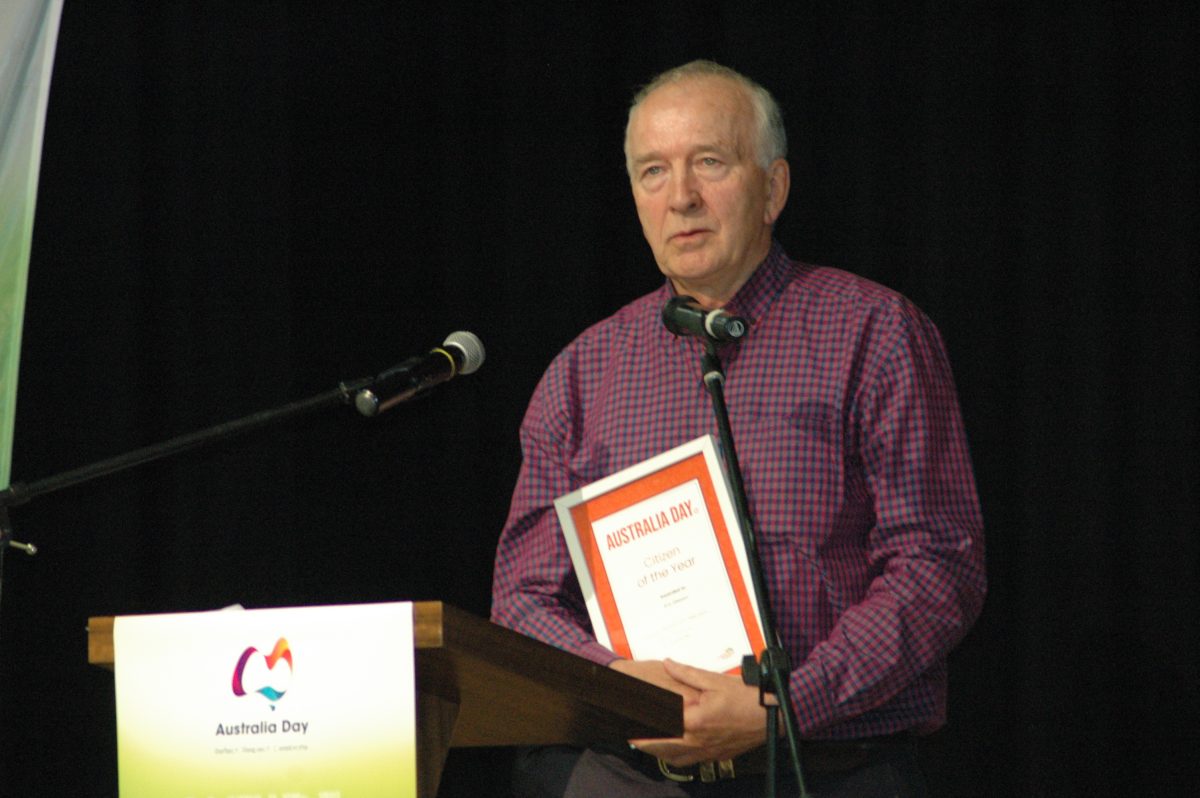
[567,452,766,670]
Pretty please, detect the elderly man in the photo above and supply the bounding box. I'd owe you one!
[492,60,985,797]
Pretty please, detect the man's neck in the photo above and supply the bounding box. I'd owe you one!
[669,241,771,308]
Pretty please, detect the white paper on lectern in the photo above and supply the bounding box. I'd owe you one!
[114,601,417,797]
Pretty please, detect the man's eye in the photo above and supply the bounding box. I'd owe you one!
[701,157,721,167]
[643,165,663,176]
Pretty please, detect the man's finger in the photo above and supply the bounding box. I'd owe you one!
[661,658,728,689]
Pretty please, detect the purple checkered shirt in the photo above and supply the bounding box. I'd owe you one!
[491,242,985,738]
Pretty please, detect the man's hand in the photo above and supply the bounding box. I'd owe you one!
[609,658,703,702]
[615,658,778,767]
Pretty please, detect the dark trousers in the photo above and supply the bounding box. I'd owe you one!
[512,739,928,798]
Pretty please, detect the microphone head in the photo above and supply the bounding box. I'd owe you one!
[443,330,485,375]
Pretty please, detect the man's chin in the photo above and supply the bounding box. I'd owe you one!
[661,256,720,285]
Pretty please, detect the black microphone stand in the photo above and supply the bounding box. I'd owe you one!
[697,338,809,798]
[0,374,375,643]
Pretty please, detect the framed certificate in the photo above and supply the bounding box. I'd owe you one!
[555,435,766,673]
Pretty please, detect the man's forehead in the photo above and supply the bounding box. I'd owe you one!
[629,77,750,154]
[635,75,747,119]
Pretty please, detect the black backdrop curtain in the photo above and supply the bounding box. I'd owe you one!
[1,3,1195,796]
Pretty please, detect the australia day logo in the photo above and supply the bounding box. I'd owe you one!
[231,637,293,710]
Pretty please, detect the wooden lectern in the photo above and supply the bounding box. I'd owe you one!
[88,601,682,797]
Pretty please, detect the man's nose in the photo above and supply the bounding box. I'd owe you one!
[668,168,701,212]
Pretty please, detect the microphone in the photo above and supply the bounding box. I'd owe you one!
[354,331,485,417]
[661,296,748,343]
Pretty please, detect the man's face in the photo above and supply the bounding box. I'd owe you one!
[626,76,788,306]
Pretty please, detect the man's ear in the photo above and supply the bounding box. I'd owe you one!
[764,158,791,225]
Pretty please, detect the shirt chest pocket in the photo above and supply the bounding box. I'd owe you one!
[733,401,848,552]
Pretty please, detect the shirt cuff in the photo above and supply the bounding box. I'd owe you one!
[788,661,836,734]
[574,639,621,666]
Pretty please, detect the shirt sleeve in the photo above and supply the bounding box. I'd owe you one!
[490,355,618,665]
[786,304,987,735]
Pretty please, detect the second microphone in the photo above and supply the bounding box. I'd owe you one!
[355,331,486,417]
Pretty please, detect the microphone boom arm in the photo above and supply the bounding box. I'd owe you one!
[0,330,484,654]
[0,377,372,512]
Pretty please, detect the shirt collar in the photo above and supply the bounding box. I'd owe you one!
[722,239,791,326]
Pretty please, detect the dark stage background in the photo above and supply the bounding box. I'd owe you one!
[1,3,1196,796]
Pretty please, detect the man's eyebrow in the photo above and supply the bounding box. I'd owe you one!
[629,151,663,167]
[630,143,735,167]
